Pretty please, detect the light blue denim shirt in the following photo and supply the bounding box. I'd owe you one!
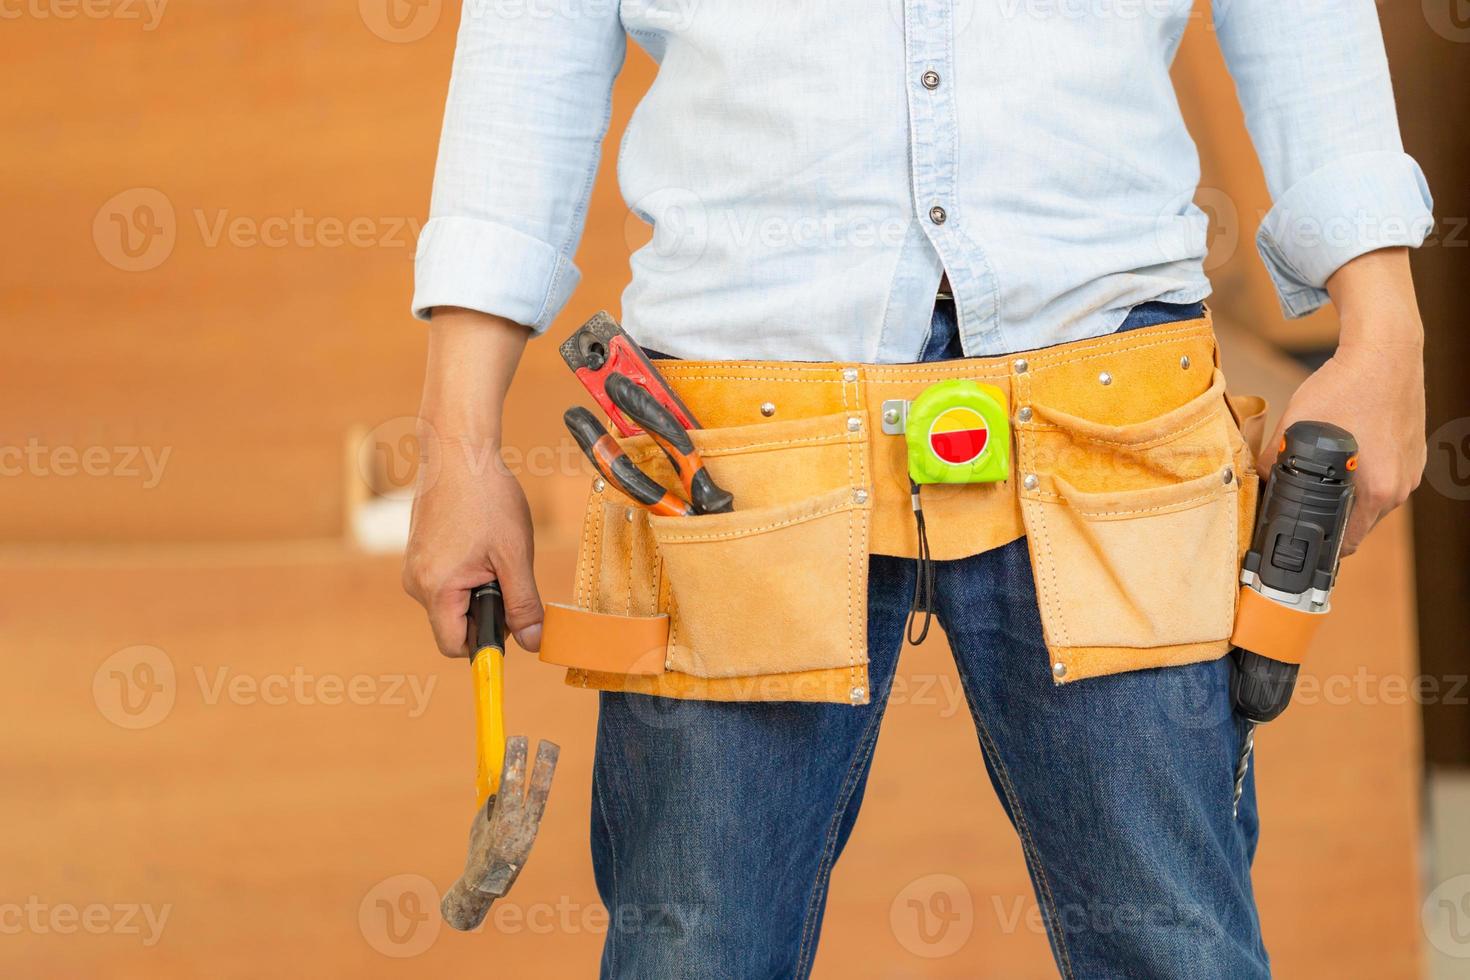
[412,0,1433,362]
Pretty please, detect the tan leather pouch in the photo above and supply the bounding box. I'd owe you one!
[542,409,874,702]
[1015,345,1261,679]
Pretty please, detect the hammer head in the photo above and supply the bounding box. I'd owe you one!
[441,735,560,931]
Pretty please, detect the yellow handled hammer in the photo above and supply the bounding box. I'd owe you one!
[441,583,560,931]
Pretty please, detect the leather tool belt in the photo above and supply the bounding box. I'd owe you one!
[539,313,1268,705]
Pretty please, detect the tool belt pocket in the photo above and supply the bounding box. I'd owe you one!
[1016,366,1254,673]
[546,410,873,689]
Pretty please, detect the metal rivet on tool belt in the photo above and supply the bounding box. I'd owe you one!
[760,402,777,417]
[1180,355,1191,370]
[883,407,901,426]
[1098,371,1112,386]
[1023,474,1039,491]
[1052,662,1067,679]
[850,686,867,702]
[626,509,636,522]
[593,478,606,492]
[1223,467,1234,484]
[842,368,859,382]
[853,489,870,504]
[1017,406,1033,423]
[847,416,862,431]
[1013,358,1029,374]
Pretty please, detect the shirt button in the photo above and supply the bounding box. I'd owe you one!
[921,70,941,90]
[929,205,947,225]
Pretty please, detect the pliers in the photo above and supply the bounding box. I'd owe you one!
[564,373,734,517]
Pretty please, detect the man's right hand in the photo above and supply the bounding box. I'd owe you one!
[400,309,543,657]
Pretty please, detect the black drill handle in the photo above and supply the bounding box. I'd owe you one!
[605,373,734,515]
[469,583,506,661]
[1231,420,1357,724]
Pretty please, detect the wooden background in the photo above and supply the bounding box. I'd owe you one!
[2,1,1461,976]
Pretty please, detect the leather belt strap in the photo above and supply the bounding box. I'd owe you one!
[539,604,670,675]
[1228,586,1324,665]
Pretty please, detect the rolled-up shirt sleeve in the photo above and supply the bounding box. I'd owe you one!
[412,3,626,331]
[1214,0,1434,318]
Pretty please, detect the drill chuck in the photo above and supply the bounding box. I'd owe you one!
[1230,421,1357,723]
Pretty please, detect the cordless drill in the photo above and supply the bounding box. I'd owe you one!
[1230,420,1358,812]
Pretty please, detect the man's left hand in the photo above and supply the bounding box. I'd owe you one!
[1255,248,1426,558]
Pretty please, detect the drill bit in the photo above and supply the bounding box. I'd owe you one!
[1232,722,1255,818]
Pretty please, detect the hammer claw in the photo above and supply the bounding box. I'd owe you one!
[441,737,561,932]
[522,740,560,826]
[497,735,530,812]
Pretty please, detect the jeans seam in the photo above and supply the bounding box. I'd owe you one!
[960,696,1078,980]
[793,699,890,975]
[593,758,623,977]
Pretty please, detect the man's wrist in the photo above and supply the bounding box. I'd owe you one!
[1326,247,1424,352]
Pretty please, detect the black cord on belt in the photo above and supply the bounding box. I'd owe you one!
[906,479,936,645]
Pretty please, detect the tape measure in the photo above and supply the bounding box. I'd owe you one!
[883,379,1011,485]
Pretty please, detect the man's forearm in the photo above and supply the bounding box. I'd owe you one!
[418,308,532,444]
[1325,248,1425,351]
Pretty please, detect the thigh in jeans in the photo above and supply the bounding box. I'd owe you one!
[935,538,1270,980]
[589,556,915,979]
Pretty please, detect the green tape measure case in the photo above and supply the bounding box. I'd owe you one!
[889,379,1011,485]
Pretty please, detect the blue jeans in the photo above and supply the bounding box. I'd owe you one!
[591,300,1268,978]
